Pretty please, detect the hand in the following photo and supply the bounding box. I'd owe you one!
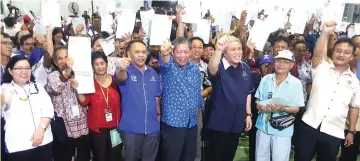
[245,116,252,131]
[247,41,256,57]
[268,104,286,112]
[35,36,46,47]
[1,87,13,105]
[175,6,185,21]
[215,35,229,53]
[240,10,247,21]
[344,132,355,147]
[160,40,173,56]
[121,32,132,46]
[120,57,131,71]
[65,57,74,68]
[284,22,292,30]
[69,78,78,90]
[75,24,85,34]
[322,21,337,35]
[31,128,44,147]
[139,28,146,39]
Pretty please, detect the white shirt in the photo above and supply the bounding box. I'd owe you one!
[1,82,54,153]
[34,63,54,87]
[302,60,360,139]
[4,27,19,37]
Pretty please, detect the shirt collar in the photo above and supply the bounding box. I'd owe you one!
[222,57,231,70]
[271,73,291,84]
[129,63,148,72]
[329,64,353,77]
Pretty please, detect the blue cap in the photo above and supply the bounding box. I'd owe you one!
[259,55,274,65]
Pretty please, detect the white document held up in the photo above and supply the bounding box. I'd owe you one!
[288,9,308,34]
[101,35,116,56]
[140,9,155,39]
[256,97,292,107]
[41,0,61,27]
[68,37,95,94]
[193,19,211,44]
[247,19,272,51]
[116,9,136,39]
[213,12,232,33]
[355,24,360,35]
[72,18,87,35]
[179,0,202,24]
[149,15,172,46]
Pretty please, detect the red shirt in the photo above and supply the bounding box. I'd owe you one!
[79,75,121,133]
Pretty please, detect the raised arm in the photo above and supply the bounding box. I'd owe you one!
[175,6,185,38]
[160,40,173,64]
[208,36,227,76]
[115,57,131,83]
[312,21,337,68]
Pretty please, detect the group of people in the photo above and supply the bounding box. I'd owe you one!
[1,2,360,161]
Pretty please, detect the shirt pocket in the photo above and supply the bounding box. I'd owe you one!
[339,84,354,106]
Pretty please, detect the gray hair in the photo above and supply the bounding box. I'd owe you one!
[172,38,192,51]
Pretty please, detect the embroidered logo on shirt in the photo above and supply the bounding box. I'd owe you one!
[242,71,248,80]
[150,76,156,81]
[131,76,137,81]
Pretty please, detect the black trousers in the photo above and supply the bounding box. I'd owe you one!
[339,130,360,161]
[161,122,197,161]
[90,128,123,161]
[294,121,341,161]
[206,129,241,161]
[52,134,91,161]
[8,142,52,161]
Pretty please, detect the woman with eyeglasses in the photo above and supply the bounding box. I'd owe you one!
[0,55,54,161]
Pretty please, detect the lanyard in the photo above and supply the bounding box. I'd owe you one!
[12,83,30,101]
[96,75,110,109]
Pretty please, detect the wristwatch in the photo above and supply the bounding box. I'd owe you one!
[246,113,252,117]
[348,130,356,135]
[38,124,46,131]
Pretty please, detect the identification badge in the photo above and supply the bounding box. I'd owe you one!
[105,109,113,122]
[72,105,80,117]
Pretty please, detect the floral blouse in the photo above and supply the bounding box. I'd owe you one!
[45,71,88,138]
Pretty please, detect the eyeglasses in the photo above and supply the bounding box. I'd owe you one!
[1,41,14,46]
[24,43,34,46]
[334,50,352,55]
[12,67,31,72]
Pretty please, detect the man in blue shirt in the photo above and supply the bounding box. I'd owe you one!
[159,38,203,161]
[13,34,44,68]
[206,35,253,161]
[116,40,161,161]
[255,50,304,161]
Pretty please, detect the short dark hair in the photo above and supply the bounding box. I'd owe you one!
[126,40,146,52]
[4,17,14,27]
[293,41,307,49]
[52,27,67,44]
[2,55,35,84]
[333,38,356,54]
[190,37,205,46]
[92,35,104,48]
[271,36,290,47]
[91,51,108,66]
[352,35,360,41]
[204,42,215,50]
[101,31,110,39]
[20,34,33,46]
[1,32,10,39]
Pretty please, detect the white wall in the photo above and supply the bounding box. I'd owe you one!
[3,0,143,18]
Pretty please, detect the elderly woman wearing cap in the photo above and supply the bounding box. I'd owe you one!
[255,50,304,161]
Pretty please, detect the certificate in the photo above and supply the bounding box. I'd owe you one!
[72,18,87,35]
[149,15,172,45]
[68,37,95,94]
[193,19,211,44]
[140,9,155,39]
[116,9,136,39]
[41,0,61,27]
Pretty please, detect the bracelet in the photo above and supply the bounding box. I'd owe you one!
[157,113,161,115]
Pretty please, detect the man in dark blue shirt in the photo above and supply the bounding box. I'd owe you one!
[159,38,203,161]
[206,35,254,161]
[115,40,161,161]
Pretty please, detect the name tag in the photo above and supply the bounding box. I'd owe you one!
[72,105,80,117]
[105,109,113,122]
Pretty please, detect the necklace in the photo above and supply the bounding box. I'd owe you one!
[12,83,30,101]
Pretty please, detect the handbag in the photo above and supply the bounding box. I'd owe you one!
[51,113,69,143]
[269,112,295,131]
